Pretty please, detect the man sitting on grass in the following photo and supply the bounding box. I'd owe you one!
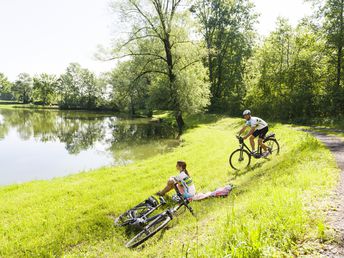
[238,110,271,157]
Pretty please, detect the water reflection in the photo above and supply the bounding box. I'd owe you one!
[0,108,178,185]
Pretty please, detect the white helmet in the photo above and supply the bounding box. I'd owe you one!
[243,110,251,116]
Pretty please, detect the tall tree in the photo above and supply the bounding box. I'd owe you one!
[79,68,99,109]
[108,61,150,115]
[12,73,33,104]
[323,0,344,111]
[58,63,101,109]
[33,73,58,105]
[111,0,210,134]
[245,18,327,121]
[191,0,256,114]
[58,63,83,108]
[0,73,11,94]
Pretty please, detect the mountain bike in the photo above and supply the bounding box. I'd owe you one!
[115,195,166,227]
[115,184,195,248]
[229,133,280,170]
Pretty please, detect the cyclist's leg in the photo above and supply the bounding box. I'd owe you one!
[157,177,176,196]
[249,135,256,152]
[259,127,269,151]
[250,130,259,152]
[259,138,267,151]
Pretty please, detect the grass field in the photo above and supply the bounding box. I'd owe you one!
[0,114,339,257]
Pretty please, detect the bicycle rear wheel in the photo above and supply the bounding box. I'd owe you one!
[263,138,280,155]
[115,204,152,226]
[229,149,251,170]
[126,213,171,248]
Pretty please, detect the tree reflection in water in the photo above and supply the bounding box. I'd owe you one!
[0,108,178,161]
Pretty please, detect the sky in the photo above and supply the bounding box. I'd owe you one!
[0,0,313,81]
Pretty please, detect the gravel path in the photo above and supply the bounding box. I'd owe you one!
[306,131,344,257]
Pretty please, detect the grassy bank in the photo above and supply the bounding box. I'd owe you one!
[0,101,59,110]
[0,114,339,257]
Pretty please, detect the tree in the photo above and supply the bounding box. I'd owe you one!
[307,0,344,114]
[0,73,13,100]
[110,0,210,134]
[108,61,150,115]
[58,63,101,109]
[322,0,344,112]
[58,63,84,108]
[0,73,11,94]
[79,68,99,109]
[12,73,33,104]
[33,73,58,105]
[245,18,327,121]
[191,0,257,114]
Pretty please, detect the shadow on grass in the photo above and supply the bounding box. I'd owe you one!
[229,159,269,180]
[154,111,226,137]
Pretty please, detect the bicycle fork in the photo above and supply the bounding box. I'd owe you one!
[239,147,244,161]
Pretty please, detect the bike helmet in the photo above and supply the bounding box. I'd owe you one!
[243,110,251,116]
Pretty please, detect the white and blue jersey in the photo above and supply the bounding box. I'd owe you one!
[245,117,268,131]
[174,171,196,198]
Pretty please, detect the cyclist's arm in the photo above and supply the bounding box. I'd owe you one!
[243,126,257,139]
[238,126,248,136]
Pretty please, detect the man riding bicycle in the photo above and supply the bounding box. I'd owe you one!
[238,110,271,157]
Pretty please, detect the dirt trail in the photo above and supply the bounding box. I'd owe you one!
[305,131,344,257]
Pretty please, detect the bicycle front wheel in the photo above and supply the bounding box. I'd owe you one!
[126,213,171,248]
[229,149,251,170]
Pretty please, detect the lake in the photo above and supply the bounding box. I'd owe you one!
[0,108,178,186]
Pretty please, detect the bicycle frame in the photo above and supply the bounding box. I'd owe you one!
[131,201,165,224]
[237,136,256,155]
[239,140,253,154]
[131,183,194,227]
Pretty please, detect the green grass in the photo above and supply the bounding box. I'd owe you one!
[0,101,59,110]
[0,115,339,257]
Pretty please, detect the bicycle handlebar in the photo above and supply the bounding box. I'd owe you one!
[236,135,244,143]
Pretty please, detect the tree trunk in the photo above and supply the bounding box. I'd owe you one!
[337,45,342,89]
[163,34,184,135]
[337,0,344,90]
[175,110,184,136]
[335,0,344,110]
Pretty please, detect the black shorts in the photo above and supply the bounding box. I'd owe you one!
[253,126,268,139]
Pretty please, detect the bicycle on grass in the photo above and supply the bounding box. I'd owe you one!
[115,183,195,248]
[229,133,280,170]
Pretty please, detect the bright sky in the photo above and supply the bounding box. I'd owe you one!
[0,0,313,81]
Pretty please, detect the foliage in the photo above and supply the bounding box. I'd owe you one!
[111,0,210,132]
[1,0,344,122]
[58,63,103,109]
[191,0,257,114]
[107,61,150,115]
[11,73,33,104]
[33,73,58,105]
[245,18,332,121]
[321,0,344,112]
[0,73,11,94]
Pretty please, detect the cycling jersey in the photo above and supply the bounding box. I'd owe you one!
[174,171,196,198]
[245,117,268,130]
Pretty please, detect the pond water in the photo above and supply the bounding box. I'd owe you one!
[0,108,178,186]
